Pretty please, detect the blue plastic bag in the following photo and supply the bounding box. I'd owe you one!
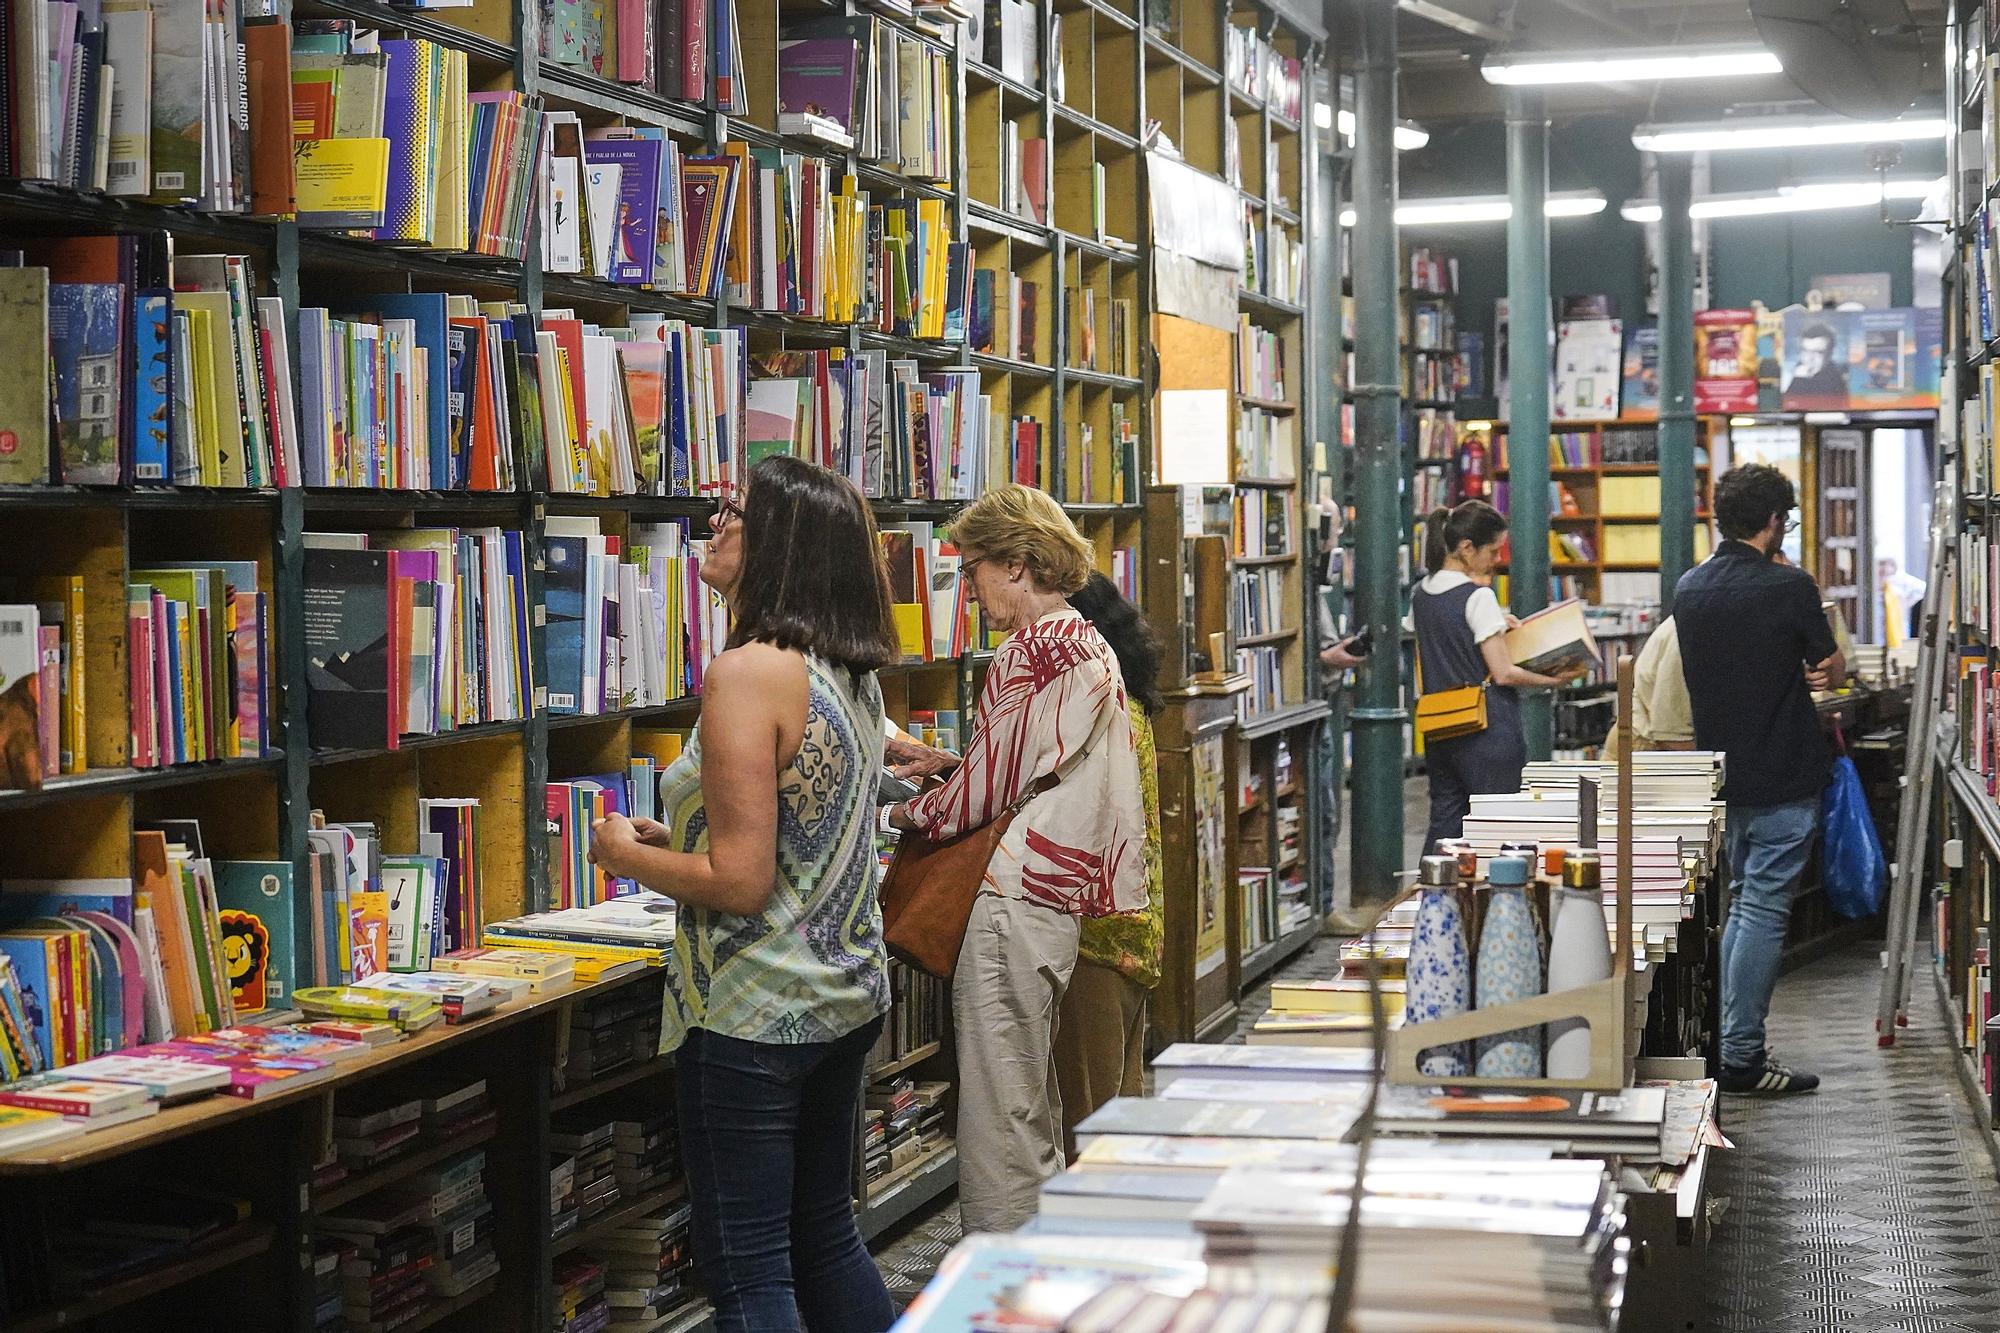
[1821,755,1886,919]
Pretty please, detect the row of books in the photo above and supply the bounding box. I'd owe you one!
[572,1201,701,1330]
[325,1138,499,1324]
[1495,429,1615,470]
[128,563,270,769]
[1410,304,1455,351]
[539,0,717,103]
[882,521,982,661]
[1231,566,1286,640]
[778,13,954,183]
[0,241,299,490]
[548,518,728,715]
[1064,289,1139,379]
[726,147,965,334]
[1235,407,1297,480]
[1409,405,1456,461]
[1244,220,1303,306]
[1407,246,1458,295]
[1404,353,1454,401]
[547,764,647,911]
[302,530,534,752]
[290,27,543,253]
[1011,405,1139,506]
[969,271,1042,363]
[1232,488,1293,559]
[542,121,732,297]
[0,828,303,1078]
[1550,530,1598,564]
[1236,318,1288,402]
[1222,24,1304,120]
[1235,645,1284,723]
[307,803,489,990]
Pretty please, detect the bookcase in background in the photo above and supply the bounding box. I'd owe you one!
[1471,417,1716,608]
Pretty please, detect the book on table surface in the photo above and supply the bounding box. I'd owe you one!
[888,1234,1204,1333]
[1370,1085,1668,1149]
[1036,1167,1216,1222]
[0,1104,86,1153]
[0,1075,152,1118]
[1265,977,1406,1015]
[1191,1163,1612,1241]
[1073,1096,1364,1150]
[62,1052,233,1102]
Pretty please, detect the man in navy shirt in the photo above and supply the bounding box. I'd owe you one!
[1676,464,1844,1095]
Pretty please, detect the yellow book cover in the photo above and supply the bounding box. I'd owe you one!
[223,594,240,757]
[294,137,391,230]
[177,303,228,486]
[1268,978,1408,1015]
[476,933,665,964]
[631,727,687,766]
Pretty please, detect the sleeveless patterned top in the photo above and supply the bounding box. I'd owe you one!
[657,653,892,1050]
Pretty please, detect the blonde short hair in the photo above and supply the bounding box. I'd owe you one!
[951,485,1095,595]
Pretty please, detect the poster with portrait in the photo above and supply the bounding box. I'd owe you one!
[1693,308,1759,414]
[1191,732,1229,980]
[1778,307,1941,411]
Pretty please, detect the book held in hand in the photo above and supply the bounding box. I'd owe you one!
[1505,598,1599,675]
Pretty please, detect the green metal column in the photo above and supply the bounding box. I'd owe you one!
[1656,154,1697,608]
[1505,88,1553,760]
[1348,0,1406,898]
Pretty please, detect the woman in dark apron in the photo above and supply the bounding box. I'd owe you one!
[1410,500,1582,854]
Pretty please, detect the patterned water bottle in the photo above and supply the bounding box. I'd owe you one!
[1406,853,1470,1078]
[1546,851,1613,1078]
[1475,854,1545,1079]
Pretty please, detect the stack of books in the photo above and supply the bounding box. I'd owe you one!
[561,984,665,1088]
[544,516,728,716]
[294,986,445,1035]
[483,892,676,966]
[417,1149,501,1299]
[1247,976,1405,1048]
[581,1200,699,1328]
[306,808,492,990]
[611,1113,678,1196]
[553,1256,610,1333]
[552,1114,624,1226]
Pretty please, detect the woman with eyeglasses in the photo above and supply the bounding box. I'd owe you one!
[588,456,900,1333]
[883,485,1149,1234]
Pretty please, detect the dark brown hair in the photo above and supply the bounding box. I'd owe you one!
[725,456,900,672]
[1423,500,1508,575]
[1069,572,1164,716]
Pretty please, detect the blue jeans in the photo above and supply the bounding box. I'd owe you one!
[1720,796,1820,1070]
[675,1016,895,1333]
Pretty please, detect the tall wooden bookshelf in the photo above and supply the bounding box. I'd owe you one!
[1142,0,1327,1041]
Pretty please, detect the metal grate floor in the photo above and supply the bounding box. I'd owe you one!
[1706,940,2000,1332]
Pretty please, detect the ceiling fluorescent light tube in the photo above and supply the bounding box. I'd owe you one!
[1482,44,1781,87]
[1338,191,1607,227]
[1334,108,1431,151]
[1632,115,1951,153]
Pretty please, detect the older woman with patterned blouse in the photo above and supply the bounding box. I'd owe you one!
[887,485,1149,1234]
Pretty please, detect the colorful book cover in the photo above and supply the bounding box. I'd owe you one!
[131,290,173,482]
[0,936,56,1068]
[294,137,391,230]
[46,283,123,485]
[583,133,661,286]
[1619,322,1660,421]
[374,39,440,244]
[779,36,860,129]
[215,861,295,1010]
[542,0,605,73]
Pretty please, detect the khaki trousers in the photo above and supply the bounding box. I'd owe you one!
[1053,958,1149,1161]
[951,892,1079,1233]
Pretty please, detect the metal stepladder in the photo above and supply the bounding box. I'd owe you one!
[1875,470,1958,1042]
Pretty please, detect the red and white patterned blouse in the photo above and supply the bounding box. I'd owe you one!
[903,608,1149,918]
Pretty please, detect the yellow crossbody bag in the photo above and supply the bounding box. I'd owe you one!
[1414,682,1489,741]
[1411,644,1490,742]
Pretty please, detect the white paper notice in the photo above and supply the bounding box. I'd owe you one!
[1157,387,1231,485]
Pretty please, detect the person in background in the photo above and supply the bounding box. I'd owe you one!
[1052,572,1166,1158]
[1602,616,1693,761]
[883,486,1149,1234]
[1878,555,1927,645]
[1410,500,1584,853]
[1675,463,1845,1096]
[1320,636,1368,672]
[588,456,900,1333]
